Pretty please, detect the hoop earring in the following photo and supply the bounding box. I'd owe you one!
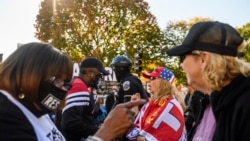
[18,93,25,99]
[18,89,25,99]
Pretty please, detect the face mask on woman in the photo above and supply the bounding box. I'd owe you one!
[37,82,67,113]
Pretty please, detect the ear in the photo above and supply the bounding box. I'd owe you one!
[200,52,210,68]
[90,72,95,77]
[85,69,94,77]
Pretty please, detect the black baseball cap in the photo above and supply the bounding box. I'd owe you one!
[166,21,243,57]
[80,57,109,75]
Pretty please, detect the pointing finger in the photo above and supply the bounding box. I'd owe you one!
[117,99,146,109]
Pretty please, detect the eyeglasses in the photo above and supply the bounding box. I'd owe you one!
[49,76,70,90]
[179,52,200,63]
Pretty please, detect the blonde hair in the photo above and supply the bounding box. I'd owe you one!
[151,79,186,110]
[195,42,250,91]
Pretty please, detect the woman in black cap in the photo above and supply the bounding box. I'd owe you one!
[167,21,250,141]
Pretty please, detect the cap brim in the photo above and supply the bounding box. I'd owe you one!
[142,72,157,79]
[166,45,192,56]
[142,72,150,79]
[100,68,110,75]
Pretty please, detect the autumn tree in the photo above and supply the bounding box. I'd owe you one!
[236,22,250,61]
[35,0,165,71]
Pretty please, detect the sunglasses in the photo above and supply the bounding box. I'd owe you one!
[95,72,103,79]
[179,52,200,63]
[149,76,159,81]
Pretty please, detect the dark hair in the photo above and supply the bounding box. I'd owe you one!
[0,42,73,101]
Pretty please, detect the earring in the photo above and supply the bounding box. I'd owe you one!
[18,89,25,99]
[18,93,25,99]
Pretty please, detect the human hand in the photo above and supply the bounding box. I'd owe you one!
[131,93,141,101]
[93,99,146,141]
[131,93,141,115]
[137,136,146,141]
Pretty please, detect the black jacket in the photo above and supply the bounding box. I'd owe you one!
[0,93,37,140]
[105,93,116,114]
[184,90,207,135]
[61,78,98,141]
[188,75,250,141]
[0,92,65,141]
[115,73,148,105]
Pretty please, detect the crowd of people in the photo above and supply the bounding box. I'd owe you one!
[0,20,250,141]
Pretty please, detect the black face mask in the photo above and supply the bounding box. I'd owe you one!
[114,67,129,82]
[37,82,67,113]
[90,76,101,89]
[114,69,122,82]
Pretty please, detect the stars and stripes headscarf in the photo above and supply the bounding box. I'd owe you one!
[142,67,175,84]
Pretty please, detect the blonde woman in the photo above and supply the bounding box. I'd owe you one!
[167,21,250,141]
[127,67,186,141]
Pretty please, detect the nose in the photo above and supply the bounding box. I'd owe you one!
[180,62,184,69]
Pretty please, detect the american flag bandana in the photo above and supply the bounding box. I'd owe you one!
[142,67,175,84]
